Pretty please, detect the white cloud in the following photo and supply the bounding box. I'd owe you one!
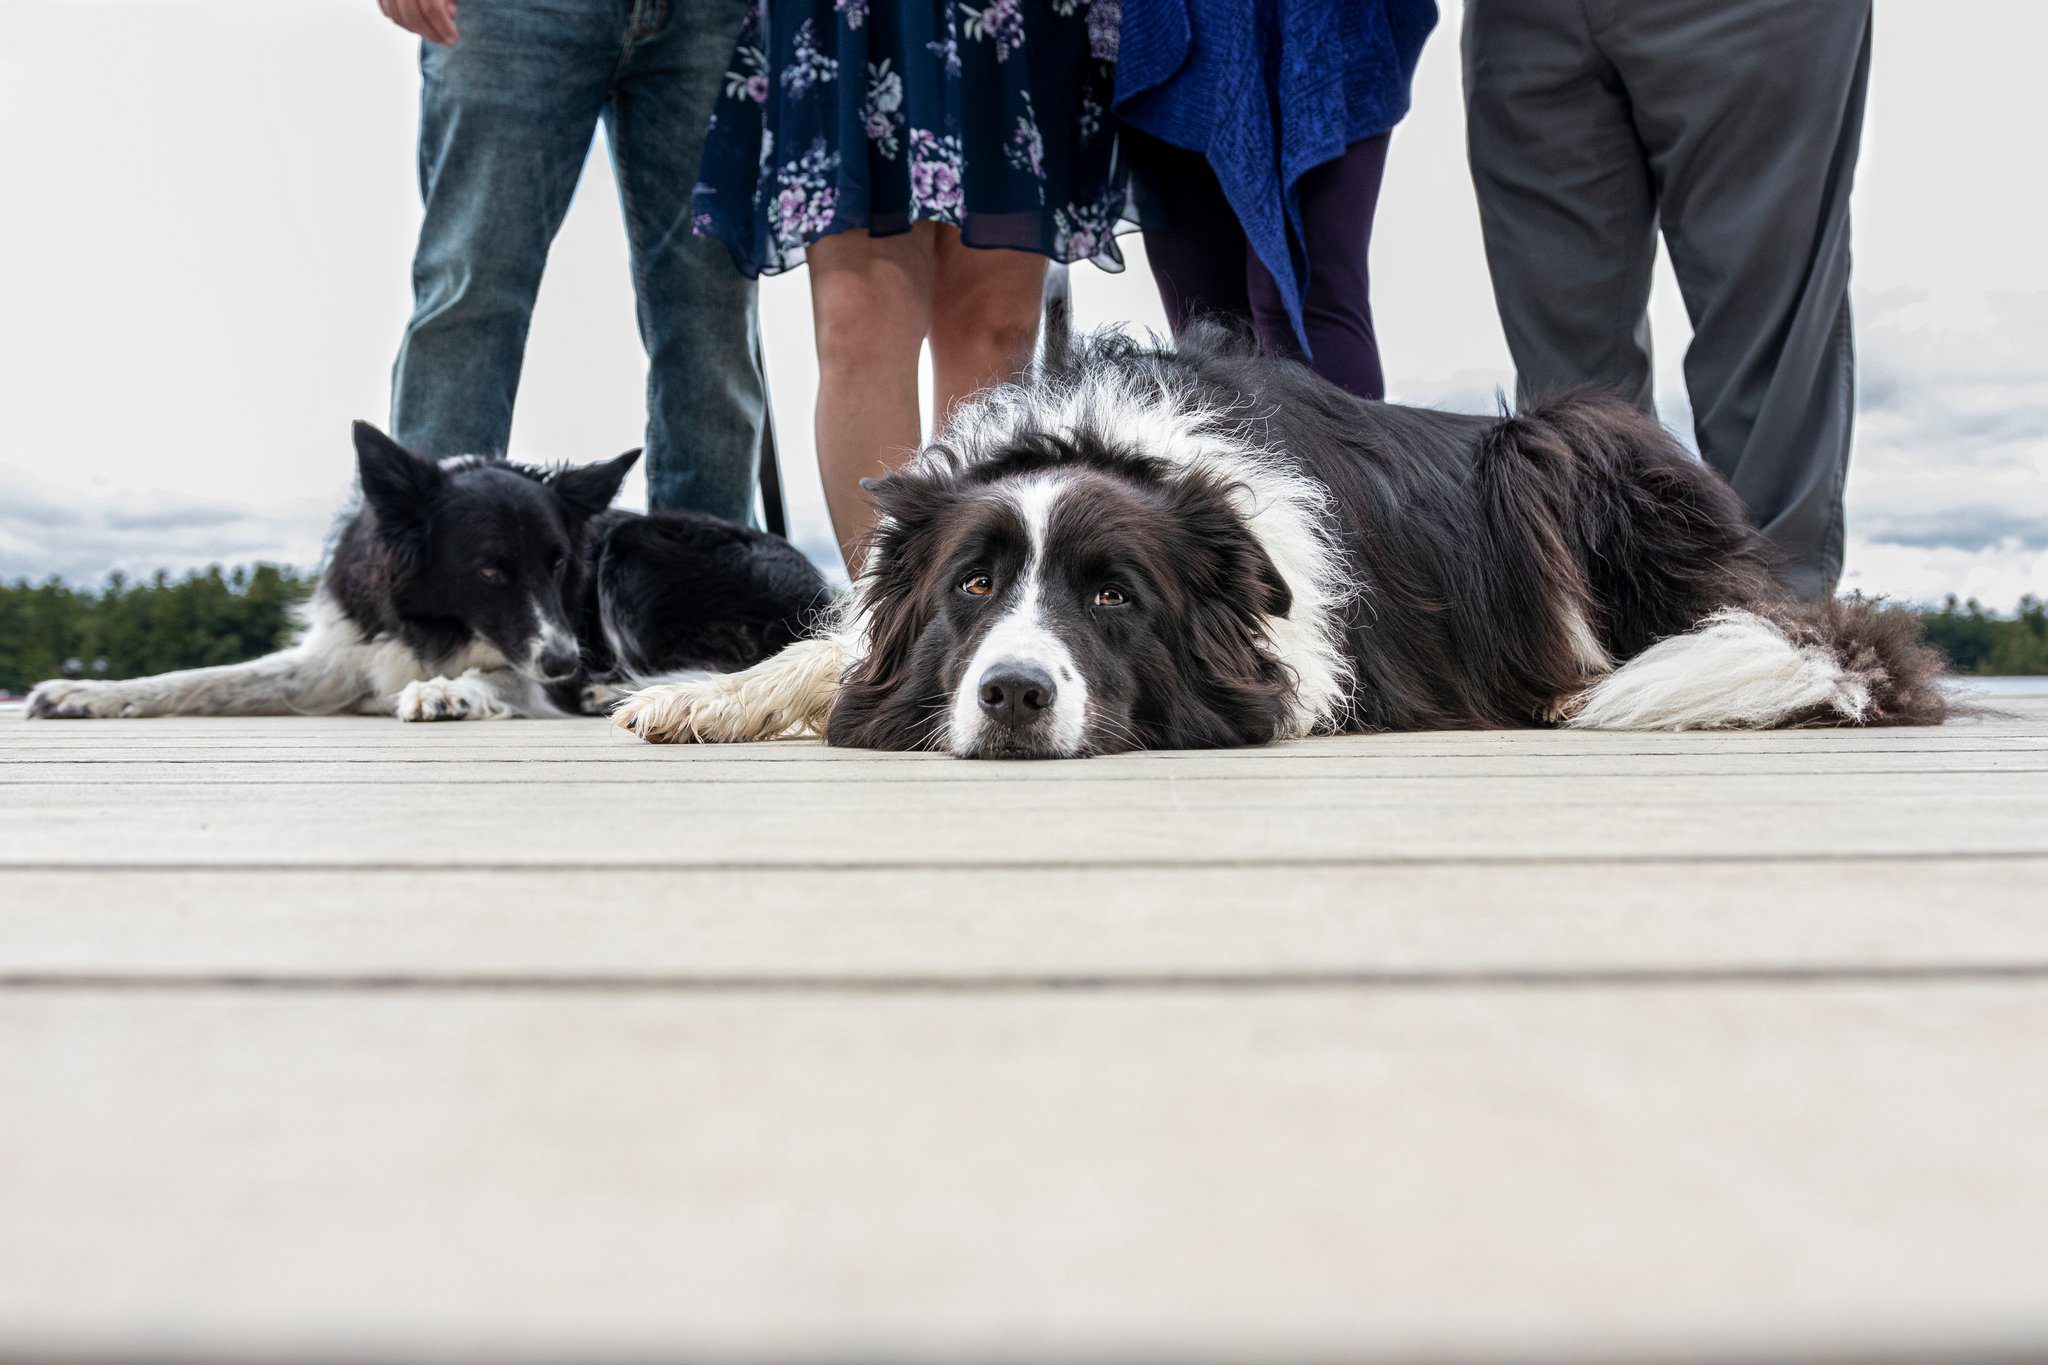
[0,464,334,586]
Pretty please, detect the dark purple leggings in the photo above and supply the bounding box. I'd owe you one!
[1127,129,1392,401]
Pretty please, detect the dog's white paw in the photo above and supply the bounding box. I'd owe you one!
[395,675,510,722]
[615,642,842,744]
[25,680,137,719]
[612,678,725,743]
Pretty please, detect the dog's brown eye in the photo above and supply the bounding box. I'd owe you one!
[960,573,994,597]
[479,566,507,585]
[1094,586,1128,608]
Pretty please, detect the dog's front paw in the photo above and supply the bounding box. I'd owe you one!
[397,678,472,722]
[614,642,841,744]
[25,680,133,720]
[579,681,626,716]
[396,676,509,722]
[612,678,722,743]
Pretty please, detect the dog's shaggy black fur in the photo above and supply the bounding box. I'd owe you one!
[793,324,1948,755]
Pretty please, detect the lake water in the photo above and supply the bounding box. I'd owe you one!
[1954,677,2048,698]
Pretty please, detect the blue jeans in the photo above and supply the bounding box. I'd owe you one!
[390,0,763,522]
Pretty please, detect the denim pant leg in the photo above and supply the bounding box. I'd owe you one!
[607,0,765,522]
[389,4,620,460]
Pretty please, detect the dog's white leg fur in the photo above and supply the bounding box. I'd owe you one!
[614,637,847,743]
[26,650,374,720]
[1563,608,1871,731]
[22,591,556,722]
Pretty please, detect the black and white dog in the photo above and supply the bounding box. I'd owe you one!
[613,324,1947,755]
[27,423,829,721]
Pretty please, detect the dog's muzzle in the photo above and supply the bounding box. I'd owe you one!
[531,644,581,683]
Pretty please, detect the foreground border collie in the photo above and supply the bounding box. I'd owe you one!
[614,324,1949,757]
[27,424,829,721]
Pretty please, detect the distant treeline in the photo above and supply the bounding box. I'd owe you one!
[1917,594,2048,676]
[0,566,313,695]
[0,569,2044,694]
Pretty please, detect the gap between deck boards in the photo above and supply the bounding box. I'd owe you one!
[5,961,2048,996]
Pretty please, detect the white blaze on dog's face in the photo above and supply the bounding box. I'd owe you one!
[945,475,1093,758]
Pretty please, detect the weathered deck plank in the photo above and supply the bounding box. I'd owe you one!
[1,692,2045,1362]
[2,859,2045,980]
[3,987,2046,1362]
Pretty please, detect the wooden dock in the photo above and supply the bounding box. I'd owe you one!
[3,692,2046,1363]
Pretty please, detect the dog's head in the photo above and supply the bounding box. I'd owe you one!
[826,432,1299,758]
[351,422,638,683]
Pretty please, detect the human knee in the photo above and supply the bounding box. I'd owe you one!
[931,298,1041,375]
[813,291,923,376]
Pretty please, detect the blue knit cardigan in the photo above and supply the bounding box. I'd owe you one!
[1114,0,1437,348]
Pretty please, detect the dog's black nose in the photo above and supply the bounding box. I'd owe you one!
[978,664,1056,725]
[536,646,580,680]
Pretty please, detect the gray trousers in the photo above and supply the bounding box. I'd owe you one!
[1463,0,1873,600]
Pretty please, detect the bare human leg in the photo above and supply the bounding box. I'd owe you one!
[928,229,1049,428]
[806,223,937,575]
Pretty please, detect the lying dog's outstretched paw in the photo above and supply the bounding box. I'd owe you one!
[612,679,717,743]
[397,678,471,722]
[579,681,627,716]
[396,676,509,722]
[25,680,133,720]
[615,642,843,744]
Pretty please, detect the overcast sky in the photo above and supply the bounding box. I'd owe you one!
[2,0,2044,606]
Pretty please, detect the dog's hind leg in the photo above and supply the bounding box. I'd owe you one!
[25,651,373,720]
[613,638,846,743]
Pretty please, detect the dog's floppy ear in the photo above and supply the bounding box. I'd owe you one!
[1166,473,1292,618]
[550,448,641,520]
[353,421,444,537]
[1237,523,1292,619]
[859,465,955,533]
[827,465,962,749]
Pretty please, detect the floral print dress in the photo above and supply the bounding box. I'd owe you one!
[692,0,1126,276]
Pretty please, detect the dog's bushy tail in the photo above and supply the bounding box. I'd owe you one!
[1562,594,1951,731]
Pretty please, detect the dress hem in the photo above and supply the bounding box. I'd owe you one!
[701,214,1138,282]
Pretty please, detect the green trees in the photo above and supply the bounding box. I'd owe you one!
[0,565,313,694]
[1,569,2045,694]
[1917,595,2048,676]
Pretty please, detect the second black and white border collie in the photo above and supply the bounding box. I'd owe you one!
[614,324,1947,756]
[26,424,829,722]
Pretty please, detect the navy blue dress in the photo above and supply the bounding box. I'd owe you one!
[693,0,1127,276]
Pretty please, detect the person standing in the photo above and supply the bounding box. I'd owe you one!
[379,0,767,523]
[1463,0,1873,601]
[691,0,1126,573]
[1116,1,1438,402]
